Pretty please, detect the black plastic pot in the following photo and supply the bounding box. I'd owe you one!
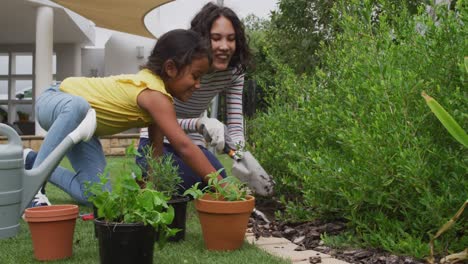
[93,206,98,238]
[166,195,190,242]
[94,219,156,264]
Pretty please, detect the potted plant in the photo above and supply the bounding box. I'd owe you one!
[184,170,255,251]
[86,145,177,264]
[17,111,29,122]
[141,145,190,242]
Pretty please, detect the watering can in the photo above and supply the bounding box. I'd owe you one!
[0,109,96,239]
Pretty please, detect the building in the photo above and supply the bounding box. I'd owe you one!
[0,0,156,136]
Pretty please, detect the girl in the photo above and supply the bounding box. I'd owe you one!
[137,2,252,192]
[27,29,220,206]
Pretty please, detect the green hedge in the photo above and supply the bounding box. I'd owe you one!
[249,0,467,258]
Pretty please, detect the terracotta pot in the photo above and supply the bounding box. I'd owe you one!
[24,204,79,261]
[195,194,255,251]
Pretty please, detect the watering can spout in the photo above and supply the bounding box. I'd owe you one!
[0,109,96,239]
[22,109,97,212]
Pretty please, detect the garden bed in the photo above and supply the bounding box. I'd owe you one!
[250,198,427,264]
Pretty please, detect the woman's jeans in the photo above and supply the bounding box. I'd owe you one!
[136,137,227,193]
[34,85,107,205]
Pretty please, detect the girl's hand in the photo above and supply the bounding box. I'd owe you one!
[137,89,218,182]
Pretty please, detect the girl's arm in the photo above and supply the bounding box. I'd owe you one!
[147,123,163,158]
[137,89,218,182]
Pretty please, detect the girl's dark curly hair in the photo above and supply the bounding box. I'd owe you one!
[190,2,251,73]
[143,29,212,80]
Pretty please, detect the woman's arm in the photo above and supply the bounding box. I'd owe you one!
[225,72,246,148]
[137,89,218,181]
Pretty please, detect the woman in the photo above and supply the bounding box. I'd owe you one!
[137,2,252,192]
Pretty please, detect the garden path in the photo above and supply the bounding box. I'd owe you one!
[246,231,350,264]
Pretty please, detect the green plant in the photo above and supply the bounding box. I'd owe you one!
[17,111,29,121]
[0,156,290,264]
[183,169,248,201]
[422,91,468,147]
[422,91,467,264]
[85,145,178,245]
[249,0,467,259]
[141,145,183,197]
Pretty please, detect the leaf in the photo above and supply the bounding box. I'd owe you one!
[422,91,468,147]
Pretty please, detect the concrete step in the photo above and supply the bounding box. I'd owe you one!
[246,232,350,264]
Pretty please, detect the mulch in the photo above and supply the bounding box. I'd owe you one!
[248,197,427,264]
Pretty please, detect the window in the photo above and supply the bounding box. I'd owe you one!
[13,53,33,75]
[0,80,7,100]
[0,50,56,133]
[0,54,8,75]
[14,79,33,100]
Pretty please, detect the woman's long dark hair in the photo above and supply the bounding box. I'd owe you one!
[190,2,251,73]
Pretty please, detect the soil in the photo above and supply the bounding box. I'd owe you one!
[248,197,427,264]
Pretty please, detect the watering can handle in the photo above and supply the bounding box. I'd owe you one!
[0,124,22,147]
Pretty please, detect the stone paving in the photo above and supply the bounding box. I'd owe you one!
[246,232,350,264]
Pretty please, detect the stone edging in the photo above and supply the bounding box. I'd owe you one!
[0,133,140,156]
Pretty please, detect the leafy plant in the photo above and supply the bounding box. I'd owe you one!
[141,145,183,197]
[249,0,467,258]
[17,111,29,121]
[183,169,248,201]
[422,91,468,147]
[85,145,179,245]
[422,91,467,264]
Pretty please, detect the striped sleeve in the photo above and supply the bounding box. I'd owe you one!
[226,70,245,148]
[139,118,198,139]
[139,68,245,149]
[178,118,199,133]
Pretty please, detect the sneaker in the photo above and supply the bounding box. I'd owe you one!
[23,148,37,170]
[22,191,51,220]
[23,149,51,207]
[30,191,52,207]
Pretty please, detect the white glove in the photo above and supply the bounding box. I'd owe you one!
[223,124,244,160]
[231,151,275,197]
[197,117,225,153]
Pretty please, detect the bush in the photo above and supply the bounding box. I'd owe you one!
[249,0,467,258]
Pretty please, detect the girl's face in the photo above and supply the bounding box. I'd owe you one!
[210,16,236,71]
[165,57,210,102]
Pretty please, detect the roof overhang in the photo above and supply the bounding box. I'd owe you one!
[51,0,174,39]
[0,0,95,45]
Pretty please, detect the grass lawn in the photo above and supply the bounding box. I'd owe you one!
[0,156,288,264]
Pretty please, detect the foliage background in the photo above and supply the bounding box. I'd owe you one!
[245,0,467,258]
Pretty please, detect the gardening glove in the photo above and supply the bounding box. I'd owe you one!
[232,151,275,197]
[223,125,245,161]
[197,117,225,153]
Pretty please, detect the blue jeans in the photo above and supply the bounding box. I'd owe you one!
[136,138,227,193]
[34,86,107,205]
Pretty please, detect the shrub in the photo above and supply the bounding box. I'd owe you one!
[249,0,467,258]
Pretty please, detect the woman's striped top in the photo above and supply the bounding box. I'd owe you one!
[140,67,245,148]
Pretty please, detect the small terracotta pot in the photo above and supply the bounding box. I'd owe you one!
[195,194,255,251]
[24,204,79,261]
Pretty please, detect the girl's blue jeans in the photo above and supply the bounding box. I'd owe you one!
[34,85,107,205]
[136,137,227,193]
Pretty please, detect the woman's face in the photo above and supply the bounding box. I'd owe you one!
[210,16,236,71]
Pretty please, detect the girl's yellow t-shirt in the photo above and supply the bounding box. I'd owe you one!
[60,69,173,136]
